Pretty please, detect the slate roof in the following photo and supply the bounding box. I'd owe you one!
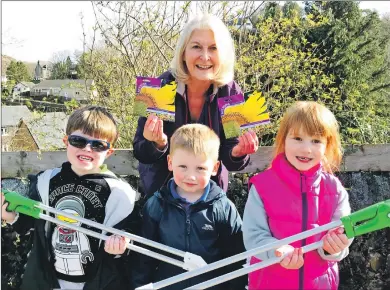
[1,105,33,127]
[19,82,36,89]
[33,79,94,89]
[25,112,69,150]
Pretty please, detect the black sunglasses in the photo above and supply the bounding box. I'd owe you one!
[67,135,111,152]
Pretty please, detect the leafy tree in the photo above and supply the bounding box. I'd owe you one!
[6,61,30,83]
[49,51,74,79]
[282,1,303,19]
[50,61,70,79]
[64,98,80,113]
[263,1,283,19]
[2,79,15,98]
[235,6,338,145]
[66,56,72,70]
[304,1,390,144]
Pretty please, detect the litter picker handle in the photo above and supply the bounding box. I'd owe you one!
[2,189,207,271]
[185,200,390,289]
[2,189,41,219]
[341,199,390,238]
[136,199,390,290]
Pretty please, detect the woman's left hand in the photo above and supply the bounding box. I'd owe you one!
[231,130,259,158]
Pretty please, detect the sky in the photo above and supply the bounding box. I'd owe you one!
[1,1,97,63]
[1,1,390,64]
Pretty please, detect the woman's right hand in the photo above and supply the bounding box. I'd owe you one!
[143,114,168,149]
[1,192,16,223]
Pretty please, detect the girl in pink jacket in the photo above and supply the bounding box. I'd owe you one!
[243,101,352,289]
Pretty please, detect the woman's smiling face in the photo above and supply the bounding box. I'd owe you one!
[183,29,221,82]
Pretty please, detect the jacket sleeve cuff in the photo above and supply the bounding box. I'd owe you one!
[317,238,353,261]
[317,247,345,261]
[151,141,168,154]
[229,149,248,162]
[137,139,168,163]
[6,212,19,225]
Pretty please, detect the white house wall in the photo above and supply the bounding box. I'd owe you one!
[59,88,89,101]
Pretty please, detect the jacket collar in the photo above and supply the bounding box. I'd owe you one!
[168,178,210,204]
[156,179,224,205]
[62,161,118,179]
[272,153,322,193]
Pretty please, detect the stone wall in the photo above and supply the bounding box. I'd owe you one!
[1,172,389,289]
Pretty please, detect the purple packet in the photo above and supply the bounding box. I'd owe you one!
[136,76,161,93]
[218,91,270,138]
[218,94,245,115]
[134,76,176,122]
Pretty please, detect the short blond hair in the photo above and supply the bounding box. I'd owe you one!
[170,124,220,161]
[66,106,119,145]
[170,14,235,87]
[274,101,342,173]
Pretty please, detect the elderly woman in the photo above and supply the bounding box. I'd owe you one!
[133,14,259,196]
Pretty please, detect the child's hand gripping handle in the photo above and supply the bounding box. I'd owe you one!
[341,199,390,238]
[2,190,41,219]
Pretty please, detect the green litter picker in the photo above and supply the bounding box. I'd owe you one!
[2,190,207,271]
[136,199,390,290]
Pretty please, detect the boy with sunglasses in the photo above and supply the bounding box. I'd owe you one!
[1,106,137,290]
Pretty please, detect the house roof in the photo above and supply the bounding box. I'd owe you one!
[1,105,33,127]
[20,82,36,89]
[33,79,94,89]
[25,112,69,150]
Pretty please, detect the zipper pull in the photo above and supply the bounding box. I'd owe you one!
[186,215,191,235]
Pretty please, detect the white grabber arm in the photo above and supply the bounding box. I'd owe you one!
[137,199,390,289]
[3,190,207,271]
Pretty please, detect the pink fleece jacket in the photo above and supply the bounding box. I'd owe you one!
[244,153,351,289]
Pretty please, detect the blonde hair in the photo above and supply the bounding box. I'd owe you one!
[170,14,235,87]
[170,124,220,161]
[66,106,119,145]
[274,101,342,173]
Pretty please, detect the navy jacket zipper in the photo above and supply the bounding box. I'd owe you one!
[166,199,198,289]
[166,199,193,252]
[185,211,191,250]
[299,173,308,290]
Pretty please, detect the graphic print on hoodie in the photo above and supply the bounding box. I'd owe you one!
[48,162,112,283]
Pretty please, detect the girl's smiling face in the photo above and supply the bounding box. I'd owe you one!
[284,127,327,171]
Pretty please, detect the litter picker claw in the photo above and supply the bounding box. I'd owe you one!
[2,190,207,271]
[136,200,390,290]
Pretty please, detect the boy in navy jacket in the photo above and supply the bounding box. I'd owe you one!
[132,123,246,289]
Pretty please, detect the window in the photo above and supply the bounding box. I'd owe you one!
[2,144,9,151]
[1,127,8,136]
